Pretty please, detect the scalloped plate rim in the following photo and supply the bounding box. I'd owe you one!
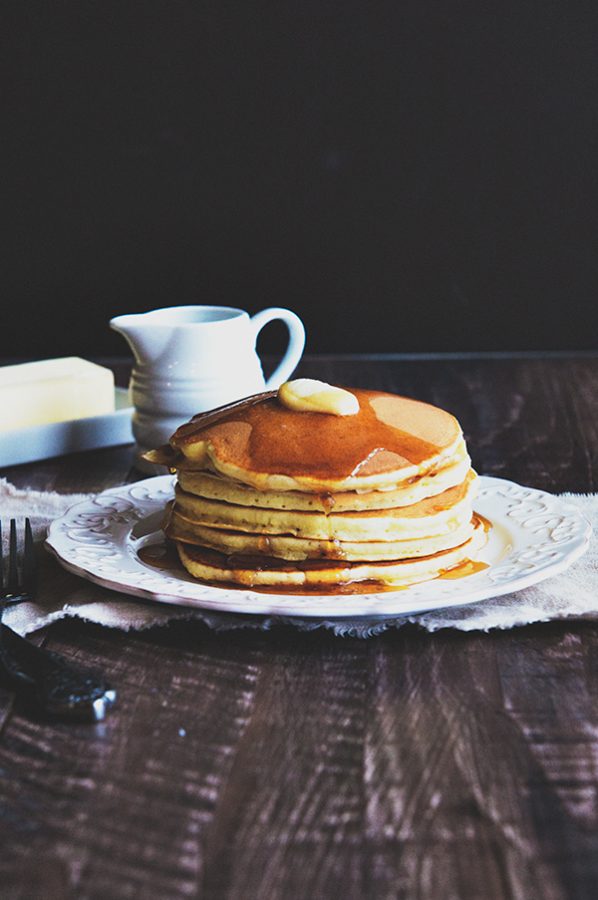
[44,475,592,618]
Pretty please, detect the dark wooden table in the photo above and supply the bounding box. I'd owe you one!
[2,354,598,900]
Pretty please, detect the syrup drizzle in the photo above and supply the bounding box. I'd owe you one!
[171,390,453,480]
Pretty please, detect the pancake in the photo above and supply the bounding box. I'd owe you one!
[176,449,472,512]
[147,388,464,492]
[144,380,488,593]
[172,470,477,542]
[166,508,477,561]
[175,515,488,588]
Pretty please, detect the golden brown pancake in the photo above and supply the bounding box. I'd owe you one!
[175,515,487,588]
[176,449,471,511]
[147,389,463,492]
[166,508,477,562]
[172,470,477,542]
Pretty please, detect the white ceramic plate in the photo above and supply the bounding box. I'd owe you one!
[45,475,591,618]
[0,388,133,466]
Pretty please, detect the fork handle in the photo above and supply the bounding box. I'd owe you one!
[0,623,116,722]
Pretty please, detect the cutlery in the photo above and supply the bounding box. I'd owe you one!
[0,518,117,722]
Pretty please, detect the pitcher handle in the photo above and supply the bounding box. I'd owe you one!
[250,307,306,389]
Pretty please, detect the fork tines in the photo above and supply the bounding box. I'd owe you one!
[0,518,36,603]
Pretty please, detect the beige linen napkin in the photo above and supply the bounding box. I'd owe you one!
[1,477,596,638]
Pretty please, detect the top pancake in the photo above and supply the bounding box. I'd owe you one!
[154,388,463,492]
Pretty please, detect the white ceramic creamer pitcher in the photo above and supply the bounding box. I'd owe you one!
[110,305,305,469]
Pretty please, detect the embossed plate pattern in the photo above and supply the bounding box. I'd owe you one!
[45,476,592,618]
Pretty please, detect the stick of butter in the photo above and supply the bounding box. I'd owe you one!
[0,357,115,432]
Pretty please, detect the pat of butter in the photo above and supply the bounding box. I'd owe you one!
[278,379,359,416]
[0,357,115,432]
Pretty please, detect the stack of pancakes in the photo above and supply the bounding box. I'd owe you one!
[146,386,487,591]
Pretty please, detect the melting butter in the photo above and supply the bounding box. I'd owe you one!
[278,379,359,416]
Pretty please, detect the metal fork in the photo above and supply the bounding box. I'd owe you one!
[0,519,117,722]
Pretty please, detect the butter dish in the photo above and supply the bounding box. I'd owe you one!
[0,388,133,467]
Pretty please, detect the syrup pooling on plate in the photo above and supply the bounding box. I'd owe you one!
[138,542,181,571]
[437,559,490,579]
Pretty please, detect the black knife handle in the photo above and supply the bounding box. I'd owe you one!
[0,622,116,722]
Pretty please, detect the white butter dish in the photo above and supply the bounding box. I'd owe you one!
[0,388,133,467]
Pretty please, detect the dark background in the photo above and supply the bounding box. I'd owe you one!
[3,1,598,359]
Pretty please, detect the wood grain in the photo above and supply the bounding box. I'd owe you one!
[1,355,598,900]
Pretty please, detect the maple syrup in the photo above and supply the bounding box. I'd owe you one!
[138,542,181,571]
[437,558,489,579]
[170,389,459,480]
[137,538,409,595]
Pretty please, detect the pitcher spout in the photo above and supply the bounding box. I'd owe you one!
[110,313,169,365]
